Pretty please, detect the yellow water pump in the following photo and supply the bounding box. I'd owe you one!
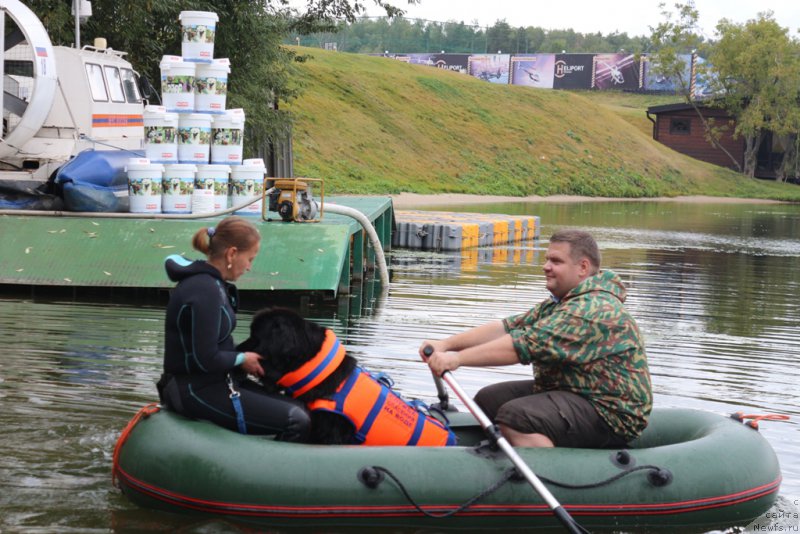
[263,178,323,222]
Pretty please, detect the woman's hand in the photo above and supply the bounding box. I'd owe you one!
[241,351,265,377]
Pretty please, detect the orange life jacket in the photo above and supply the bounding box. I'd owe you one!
[278,330,457,447]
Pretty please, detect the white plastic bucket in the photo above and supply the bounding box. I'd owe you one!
[162,164,196,214]
[143,105,179,163]
[126,158,164,213]
[180,11,218,63]
[195,59,230,114]
[160,56,196,113]
[231,158,266,215]
[211,108,245,165]
[177,113,212,164]
[194,164,230,214]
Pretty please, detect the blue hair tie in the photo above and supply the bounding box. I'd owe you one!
[207,227,216,238]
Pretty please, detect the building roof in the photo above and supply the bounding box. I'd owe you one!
[646,100,724,114]
[646,102,696,114]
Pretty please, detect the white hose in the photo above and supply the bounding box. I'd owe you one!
[325,202,390,294]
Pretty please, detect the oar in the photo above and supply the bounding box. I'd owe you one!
[423,347,589,534]
[431,371,450,411]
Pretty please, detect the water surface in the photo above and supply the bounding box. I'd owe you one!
[0,200,798,532]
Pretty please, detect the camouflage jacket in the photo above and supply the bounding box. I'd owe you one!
[503,270,652,441]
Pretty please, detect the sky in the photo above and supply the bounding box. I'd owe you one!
[360,0,800,39]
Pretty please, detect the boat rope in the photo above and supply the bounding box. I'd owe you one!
[360,458,674,515]
[360,465,519,518]
[730,411,790,430]
[536,464,673,489]
[112,403,160,488]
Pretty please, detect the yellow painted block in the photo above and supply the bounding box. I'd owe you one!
[513,219,523,242]
[462,223,480,249]
[493,220,509,245]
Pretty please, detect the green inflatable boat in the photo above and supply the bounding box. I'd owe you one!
[113,404,781,531]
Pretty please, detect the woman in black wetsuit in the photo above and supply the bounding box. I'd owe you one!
[158,216,310,441]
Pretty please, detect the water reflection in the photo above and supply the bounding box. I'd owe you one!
[1,200,798,533]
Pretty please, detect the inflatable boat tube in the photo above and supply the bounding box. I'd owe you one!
[113,406,781,531]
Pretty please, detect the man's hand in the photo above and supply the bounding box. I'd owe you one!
[421,344,461,376]
[419,339,447,361]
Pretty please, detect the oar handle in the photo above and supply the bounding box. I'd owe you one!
[423,346,587,534]
[423,346,449,411]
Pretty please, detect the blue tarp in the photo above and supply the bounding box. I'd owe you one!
[55,149,143,212]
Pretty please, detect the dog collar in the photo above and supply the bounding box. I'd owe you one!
[277,329,345,398]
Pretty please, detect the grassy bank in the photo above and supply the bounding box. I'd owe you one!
[285,47,800,201]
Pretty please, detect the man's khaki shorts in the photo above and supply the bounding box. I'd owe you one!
[474,380,627,448]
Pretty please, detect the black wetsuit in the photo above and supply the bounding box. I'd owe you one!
[159,254,310,441]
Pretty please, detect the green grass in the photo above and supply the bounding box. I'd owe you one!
[285,47,800,201]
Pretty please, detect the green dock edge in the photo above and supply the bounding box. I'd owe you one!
[0,196,393,298]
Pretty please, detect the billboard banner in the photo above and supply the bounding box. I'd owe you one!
[552,54,594,89]
[642,54,693,92]
[468,54,511,84]
[592,53,641,90]
[510,54,555,88]
[407,53,470,74]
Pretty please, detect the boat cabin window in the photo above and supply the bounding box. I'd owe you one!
[85,63,108,102]
[120,68,143,104]
[104,66,126,103]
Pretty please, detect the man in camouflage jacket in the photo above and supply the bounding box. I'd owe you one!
[421,229,652,448]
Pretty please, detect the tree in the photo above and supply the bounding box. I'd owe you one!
[648,1,742,171]
[486,20,513,54]
[709,13,800,178]
[24,0,415,158]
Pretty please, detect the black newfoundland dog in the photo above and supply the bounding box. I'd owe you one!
[237,307,456,446]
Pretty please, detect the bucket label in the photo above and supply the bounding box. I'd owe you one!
[145,125,177,144]
[162,75,195,95]
[179,126,211,146]
[212,128,242,146]
[129,177,162,196]
[214,178,230,195]
[194,177,215,190]
[196,76,227,96]
[183,24,216,44]
[232,178,263,197]
[163,177,194,196]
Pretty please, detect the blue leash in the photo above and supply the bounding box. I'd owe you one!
[226,374,248,434]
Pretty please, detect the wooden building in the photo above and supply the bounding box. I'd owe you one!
[646,102,788,179]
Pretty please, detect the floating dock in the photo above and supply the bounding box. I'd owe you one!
[393,210,540,251]
[0,196,392,299]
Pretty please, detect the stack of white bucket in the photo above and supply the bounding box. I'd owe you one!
[131,10,266,215]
